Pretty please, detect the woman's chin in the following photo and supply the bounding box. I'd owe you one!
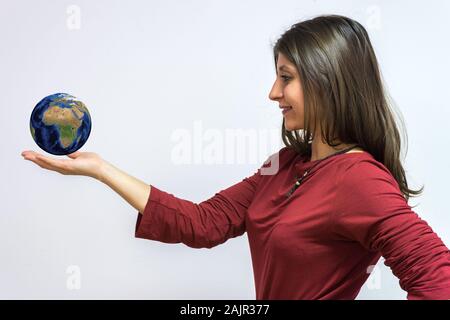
[284,121,303,131]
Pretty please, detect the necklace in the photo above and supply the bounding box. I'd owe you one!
[285,144,363,198]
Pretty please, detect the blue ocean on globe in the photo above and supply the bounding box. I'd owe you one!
[29,93,92,155]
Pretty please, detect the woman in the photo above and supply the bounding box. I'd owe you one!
[21,14,450,300]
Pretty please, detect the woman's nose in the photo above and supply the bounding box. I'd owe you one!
[268,82,282,101]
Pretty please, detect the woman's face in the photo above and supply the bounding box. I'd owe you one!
[268,52,305,131]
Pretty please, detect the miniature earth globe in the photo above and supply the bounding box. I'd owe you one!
[29,93,92,155]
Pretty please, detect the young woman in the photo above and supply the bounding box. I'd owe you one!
[21,14,450,300]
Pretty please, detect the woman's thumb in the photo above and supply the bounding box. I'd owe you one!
[67,151,81,159]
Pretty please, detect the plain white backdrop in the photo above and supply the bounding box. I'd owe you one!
[1,0,449,299]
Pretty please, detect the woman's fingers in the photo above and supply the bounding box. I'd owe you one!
[36,156,67,174]
[33,156,59,172]
[21,151,39,162]
[21,150,33,158]
[22,151,71,175]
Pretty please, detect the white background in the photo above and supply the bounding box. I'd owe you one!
[1,0,449,299]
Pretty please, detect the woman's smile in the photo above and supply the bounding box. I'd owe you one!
[282,107,293,115]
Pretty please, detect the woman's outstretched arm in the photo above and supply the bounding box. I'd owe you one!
[21,149,267,248]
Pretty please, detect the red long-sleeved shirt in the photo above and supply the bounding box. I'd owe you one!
[135,146,450,299]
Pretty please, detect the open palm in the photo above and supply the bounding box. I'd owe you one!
[21,150,104,180]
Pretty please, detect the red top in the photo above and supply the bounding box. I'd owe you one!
[135,146,450,299]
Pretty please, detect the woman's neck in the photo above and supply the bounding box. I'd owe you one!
[310,136,362,161]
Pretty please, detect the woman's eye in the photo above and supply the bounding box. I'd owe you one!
[281,75,291,82]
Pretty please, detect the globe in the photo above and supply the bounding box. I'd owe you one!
[29,93,92,156]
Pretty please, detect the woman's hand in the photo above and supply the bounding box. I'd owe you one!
[21,150,105,180]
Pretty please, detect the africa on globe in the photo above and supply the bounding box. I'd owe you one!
[29,93,92,155]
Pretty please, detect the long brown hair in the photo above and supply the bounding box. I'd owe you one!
[272,14,423,203]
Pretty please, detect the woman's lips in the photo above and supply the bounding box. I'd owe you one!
[282,107,292,115]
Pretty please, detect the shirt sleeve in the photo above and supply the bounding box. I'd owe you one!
[133,149,279,248]
[332,160,450,300]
